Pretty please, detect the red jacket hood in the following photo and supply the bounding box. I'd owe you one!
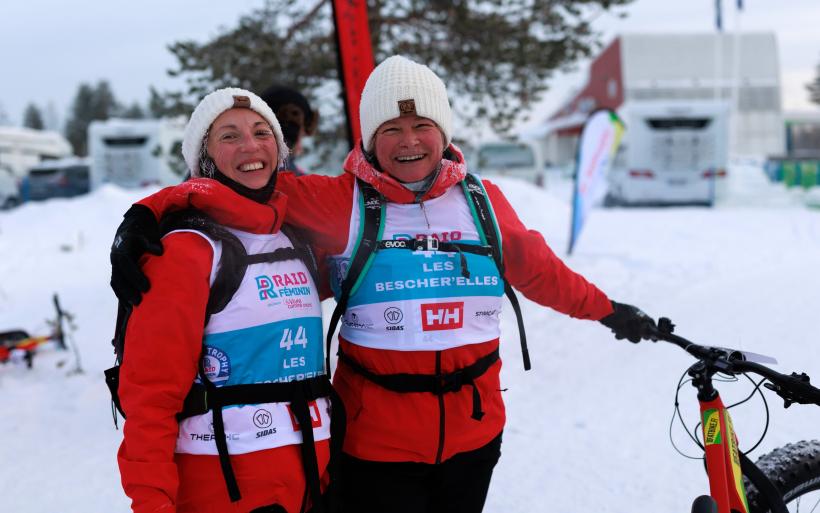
[342,142,467,204]
[147,178,287,234]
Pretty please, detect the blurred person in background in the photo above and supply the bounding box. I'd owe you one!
[260,85,319,176]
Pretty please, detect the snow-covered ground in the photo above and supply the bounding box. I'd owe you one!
[1,166,819,512]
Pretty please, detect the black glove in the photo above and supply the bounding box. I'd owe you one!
[110,204,164,306]
[599,301,657,343]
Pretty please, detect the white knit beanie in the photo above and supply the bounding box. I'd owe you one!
[359,55,453,152]
[182,87,289,177]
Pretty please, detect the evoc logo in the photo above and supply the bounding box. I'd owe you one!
[467,183,484,195]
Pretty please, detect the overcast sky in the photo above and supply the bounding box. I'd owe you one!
[1,0,818,131]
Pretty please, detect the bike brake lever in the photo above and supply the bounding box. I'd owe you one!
[763,382,794,408]
[764,373,818,408]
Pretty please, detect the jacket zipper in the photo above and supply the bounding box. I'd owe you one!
[419,200,431,229]
[435,350,445,464]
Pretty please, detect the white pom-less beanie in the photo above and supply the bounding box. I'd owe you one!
[359,55,453,152]
[182,87,289,177]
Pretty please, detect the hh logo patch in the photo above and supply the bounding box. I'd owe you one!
[398,99,416,116]
[421,302,464,331]
[232,95,251,108]
[287,401,323,431]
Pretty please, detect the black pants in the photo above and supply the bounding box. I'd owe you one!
[339,433,502,513]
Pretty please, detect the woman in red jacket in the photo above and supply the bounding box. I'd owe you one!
[116,88,333,513]
[111,56,656,513]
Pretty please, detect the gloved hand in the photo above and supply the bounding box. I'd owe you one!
[599,301,657,343]
[110,204,163,305]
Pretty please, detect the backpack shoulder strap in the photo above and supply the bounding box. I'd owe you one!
[461,174,531,371]
[107,208,246,423]
[280,223,320,288]
[159,209,247,323]
[324,179,385,375]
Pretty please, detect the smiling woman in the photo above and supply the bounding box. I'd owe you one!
[205,109,280,190]
[373,115,445,183]
[114,87,336,513]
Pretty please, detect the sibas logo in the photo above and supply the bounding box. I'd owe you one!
[287,401,323,431]
[252,409,273,429]
[421,302,464,331]
[384,307,403,324]
[255,275,278,300]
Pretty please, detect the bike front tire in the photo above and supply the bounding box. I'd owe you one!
[745,440,820,513]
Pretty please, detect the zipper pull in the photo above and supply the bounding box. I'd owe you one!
[419,200,431,229]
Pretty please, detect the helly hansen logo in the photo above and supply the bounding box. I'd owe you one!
[421,302,464,331]
[286,401,323,431]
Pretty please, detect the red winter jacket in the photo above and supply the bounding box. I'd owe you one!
[137,144,612,465]
[119,184,330,513]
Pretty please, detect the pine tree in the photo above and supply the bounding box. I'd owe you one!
[65,83,96,156]
[91,81,120,120]
[808,61,820,106]
[157,0,633,148]
[121,102,146,119]
[64,81,122,156]
[23,103,45,130]
[148,86,189,118]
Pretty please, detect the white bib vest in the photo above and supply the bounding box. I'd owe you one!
[329,181,505,351]
[173,227,330,456]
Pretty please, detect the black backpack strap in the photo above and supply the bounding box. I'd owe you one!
[325,179,385,376]
[181,374,336,510]
[196,358,242,502]
[338,347,499,421]
[108,208,338,507]
[105,302,132,424]
[159,209,248,322]
[462,174,531,371]
[280,224,321,288]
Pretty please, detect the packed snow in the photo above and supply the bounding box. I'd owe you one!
[1,166,819,512]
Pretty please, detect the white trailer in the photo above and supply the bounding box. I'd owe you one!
[0,127,72,179]
[606,101,729,206]
[88,117,186,189]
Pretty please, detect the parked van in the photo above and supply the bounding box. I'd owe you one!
[0,165,21,209]
[88,117,186,189]
[25,158,91,201]
[606,101,729,206]
[472,141,544,185]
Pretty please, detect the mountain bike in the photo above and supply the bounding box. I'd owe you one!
[648,317,820,513]
[0,294,82,373]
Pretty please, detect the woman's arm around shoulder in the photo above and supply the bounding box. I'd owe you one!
[117,232,213,513]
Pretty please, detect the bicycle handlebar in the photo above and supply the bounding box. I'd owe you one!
[648,317,820,408]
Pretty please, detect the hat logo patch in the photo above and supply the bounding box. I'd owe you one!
[398,99,416,116]
[232,95,251,108]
